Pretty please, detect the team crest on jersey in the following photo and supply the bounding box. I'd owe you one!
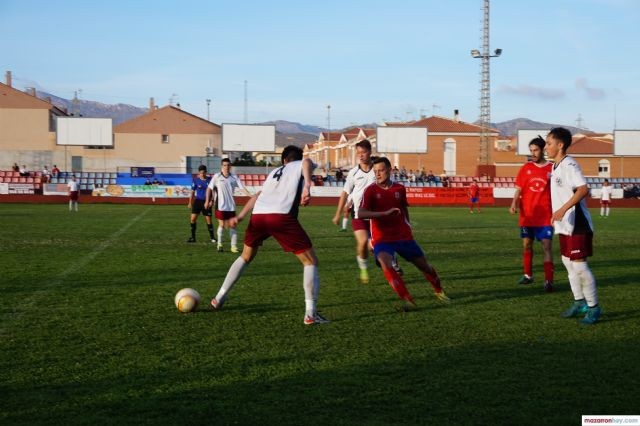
[555,177,563,186]
[528,177,546,192]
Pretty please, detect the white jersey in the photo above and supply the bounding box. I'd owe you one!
[343,164,375,218]
[601,185,612,201]
[208,173,246,212]
[550,155,593,235]
[67,180,79,192]
[253,160,304,216]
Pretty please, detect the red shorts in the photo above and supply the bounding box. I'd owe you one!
[69,191,79,201]
[244,214,312,254]
[351,218,370,232]
[215,210,236,220]
[559,233,593,260]
[600,200,610,206]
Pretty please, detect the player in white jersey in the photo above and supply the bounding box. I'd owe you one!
[546,127,601,325]
[599,179,612,218]
[332,140,378,283]
[67,174,79,212]
[209,145,329,325]
[205,158,252,253]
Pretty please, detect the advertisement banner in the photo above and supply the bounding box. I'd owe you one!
[92,184,191,198]
[405,187,494,205]
[43,184,69,196]
[130,167,155,177]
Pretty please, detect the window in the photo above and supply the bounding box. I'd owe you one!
[162,134,170,144]
[598,159,610,178]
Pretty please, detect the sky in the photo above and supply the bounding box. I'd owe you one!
[1,0,639,132]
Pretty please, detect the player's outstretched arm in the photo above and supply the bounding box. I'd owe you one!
[301,158,313,206]
[236,192,260,222]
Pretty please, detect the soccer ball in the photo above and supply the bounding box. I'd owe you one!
[174,288,200,313]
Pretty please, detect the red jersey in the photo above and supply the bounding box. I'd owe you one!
[515,161,553,227]
[468,183,479,197]
[360,181,413,245]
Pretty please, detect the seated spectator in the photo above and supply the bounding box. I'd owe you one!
[42,166,51,182]
[51,165,60,177]
[19,165,29,177]
[159,179,166,185]
[152,177,160,185]
[335,169,344,182]
[427,170,436,183]
[144,179,152,186]
[12,163,20,172]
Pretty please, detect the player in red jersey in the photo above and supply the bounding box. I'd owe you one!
[468,179,480,213]
[509,136,555,292]
[358,156,450,309]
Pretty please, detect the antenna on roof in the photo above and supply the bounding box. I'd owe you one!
[169,93,178,106]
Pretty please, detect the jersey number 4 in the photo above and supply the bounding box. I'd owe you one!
[272,166,285,181]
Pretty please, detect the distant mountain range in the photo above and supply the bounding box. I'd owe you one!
[35,91,592,146]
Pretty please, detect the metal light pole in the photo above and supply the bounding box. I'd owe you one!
[206,99,211,121]
[471,0,502,169]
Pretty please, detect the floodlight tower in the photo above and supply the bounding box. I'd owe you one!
[471,0,501,170]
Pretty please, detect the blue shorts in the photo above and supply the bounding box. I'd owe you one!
[470,197,479,203]
[520,226,553,241]
[373,240,424,261]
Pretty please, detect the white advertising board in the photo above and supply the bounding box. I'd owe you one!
[614,130,640,156]
[517,129,549,156]
[222,124,276,152]
[376,126,427,153]
[56,117,113,146]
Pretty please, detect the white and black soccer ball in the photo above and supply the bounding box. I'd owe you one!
[174,288,200,313]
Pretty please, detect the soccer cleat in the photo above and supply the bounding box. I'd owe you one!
[434,290,451,304]
[517,275,534,285]
[211,238,217,243]
[339,228,347,232]
[359,269,369,284]
[396,299,418,312]
[580,306,602,325]
[230,246,239,253]
[210,298,223,310]
[304,312,330,325]
[187,237,196,243]
[561,300,588,318]
[544,280,554,293]
[217,244,224,252]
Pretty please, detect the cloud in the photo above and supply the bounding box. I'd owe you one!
[575,78,606,100]
[497,84,565,100]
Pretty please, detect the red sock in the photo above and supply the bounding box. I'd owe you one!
[382,267,413,302]
[523,249,533,277]
[423,266,442,292]
[544,261,554,282]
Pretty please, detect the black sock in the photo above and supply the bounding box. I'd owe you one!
[191,222,196,238]
[207,224,214,239]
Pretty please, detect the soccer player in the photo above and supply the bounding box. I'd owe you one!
[509,136,554,292]
[186,165,216,243]
[209,145,329,325]
[67,174,79,212]
[358,156,450,309]
[205,158,252,253]
[600,179,612,218]
[332,139,376,283]
[546,127,601,325]
[468,178,480,213]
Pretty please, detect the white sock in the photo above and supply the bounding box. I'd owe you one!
[600,206,605,216]
[217,227,224,244]
[562,255,584,300]
[215,257,248,303]
[605,206,609,217]
[230,229,238,247]
[69,201,72,211]
[572,261,598,307]
[342,218,348,229]
[357,256,368,271]
[303,265,318,317]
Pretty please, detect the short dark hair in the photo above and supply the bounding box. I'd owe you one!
[221,158,231,164]
[355,139,372,151]
[529,136,545,150]
[281,145,303,163]
[372,156,391,168]
[198,165,207,172]
[548,127,572,151]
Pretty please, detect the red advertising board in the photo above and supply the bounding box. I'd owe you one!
[404,187,494,205]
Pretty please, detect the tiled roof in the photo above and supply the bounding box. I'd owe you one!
[114,105,220,134]
[568,136,613,155]
[389,115,498,133]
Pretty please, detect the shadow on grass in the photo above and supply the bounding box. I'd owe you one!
[4,339,639,426]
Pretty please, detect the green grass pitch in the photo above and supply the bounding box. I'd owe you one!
[1,203,638,425]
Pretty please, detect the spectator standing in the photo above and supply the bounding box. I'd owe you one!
[600,179,612,218]
[67,174,79,212]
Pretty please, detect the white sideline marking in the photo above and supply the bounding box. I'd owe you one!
[0,207,151,335]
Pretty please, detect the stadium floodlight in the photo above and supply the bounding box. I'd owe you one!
[470,49,481,58]
[494,48,502,56]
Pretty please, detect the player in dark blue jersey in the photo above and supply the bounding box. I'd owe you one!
[187,165,216,243]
